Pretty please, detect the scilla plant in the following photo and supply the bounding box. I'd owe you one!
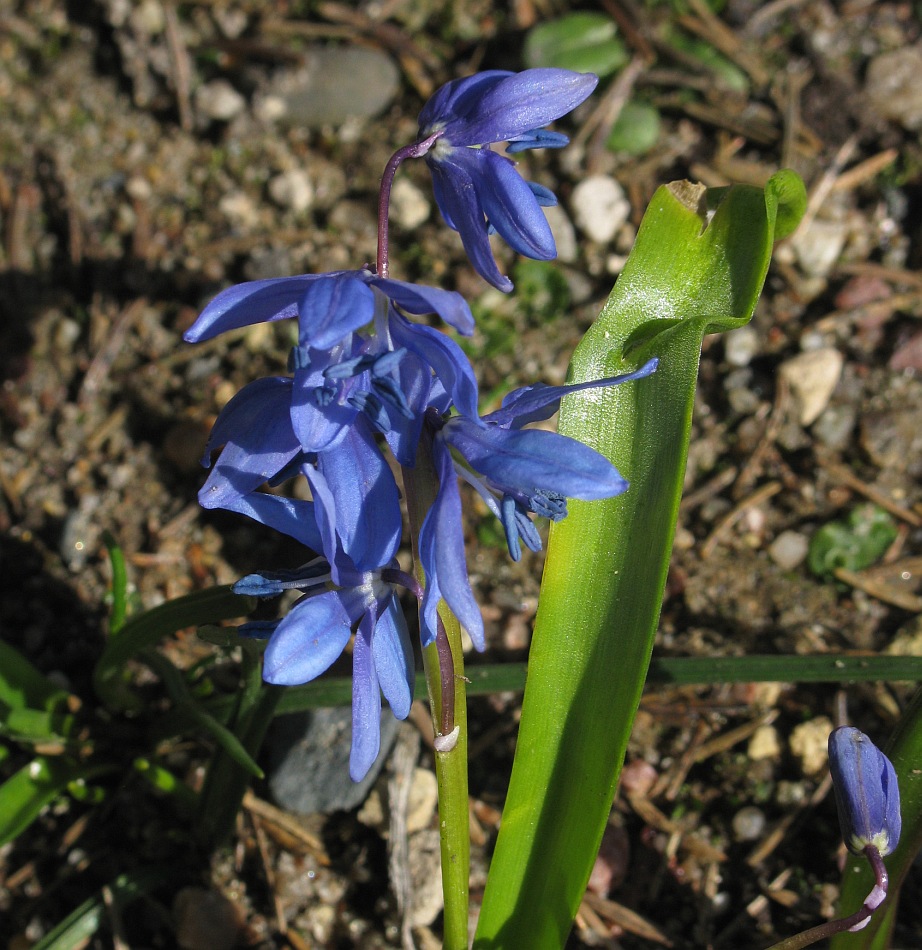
[3,67,921,949]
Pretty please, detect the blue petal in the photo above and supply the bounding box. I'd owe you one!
[299,274,376,351]
[291,362,357,452]
[491,358,660,429]
[350,609,382,782]
[383,350,432,467]
[829,726,902,856]
[444,419,628,500]
[372,596,414,720]
[199,377,301,506]
[216,493,322,551]
[419,438,485,651]
[263,590,353,686]
[418,70,512,134]
[389,312,481,421]
[184,274,332,343]
[370,277,475,336]
[452,147,556,260]
[426,158,513,293]
[441,69,599,147]
[315,421,403,571]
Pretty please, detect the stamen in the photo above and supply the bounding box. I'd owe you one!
[233,559,332,597]
[348,390,391,433]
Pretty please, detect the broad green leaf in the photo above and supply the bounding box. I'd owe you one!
[93,586,254,712]
[808,505,898,579]
[475,171,806,947]
[0,639,71,714]
[0,757,112,847]
[831,688,922,949]
[606,100,662,155]
[524,13,629,77]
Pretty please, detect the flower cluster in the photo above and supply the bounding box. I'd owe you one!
[187,68,655,780]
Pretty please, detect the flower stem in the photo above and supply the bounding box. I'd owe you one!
[765,846,888,950]
[376,131,441,278]
[401,441,470,950]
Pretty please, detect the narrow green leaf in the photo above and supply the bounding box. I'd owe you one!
[93,586,254,712]
[0,640,71,714]
[31,866,172,950]
[102,530,128,634]
[0,757,112,847]
[475,172,805,947]
[0,706,76,741]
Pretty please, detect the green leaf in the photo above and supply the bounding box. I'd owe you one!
[0,640,71,714]
[31,866,172,950]
[524,13,629,77]
[808,505,898,579]
[102,530,128,634]
[606,100,662,155]
[93,586,254,712]
[475,172,806,947]
[0,757,112,847]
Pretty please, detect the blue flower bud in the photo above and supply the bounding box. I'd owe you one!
[828,726,901,857]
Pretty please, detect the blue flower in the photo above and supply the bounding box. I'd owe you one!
[235,556,414,782]
[187,270,478,465]
[417,358,658,649]
[417,69,598,291]
[198,375,402,573]
[828,726,901,857]
[185,268,474,343]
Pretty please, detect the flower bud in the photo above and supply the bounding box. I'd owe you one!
[828,726,901,857]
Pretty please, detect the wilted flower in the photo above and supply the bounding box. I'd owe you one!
[417,68,598,291]
[828,726,901,857]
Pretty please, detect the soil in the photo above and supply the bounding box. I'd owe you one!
[2,1,922,948]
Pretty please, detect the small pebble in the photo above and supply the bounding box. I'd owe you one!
[812,404,857,451]
[732,806,766,841]
[789,219,846,279]
[173,888,241,950]
[268,169,314,214]
[544,204,578,263]
[865,44,922,130]
[790,716,834,775]
[724,326,760,367]
[767,531,809,571]
[195,79,246,123]
[570,175,630,244]
[748,724,782,761]
[620,759,657,796]
[218,191,259,229]
[389,177,430,229]
[779,348,844,426]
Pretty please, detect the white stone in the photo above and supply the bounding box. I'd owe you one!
[570,175,630,244]
[218,191,259,229]
[790,218,846,279]
[748,724,782,761]
[724,325,760,367]
[389,177,430,229]
[790,716,834,775]
[768,530,809,570]
[866,45,922,131]
[269,169,314,214]
[779,347,844,426]
[196,80,246,122]
[544,203,578,263]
